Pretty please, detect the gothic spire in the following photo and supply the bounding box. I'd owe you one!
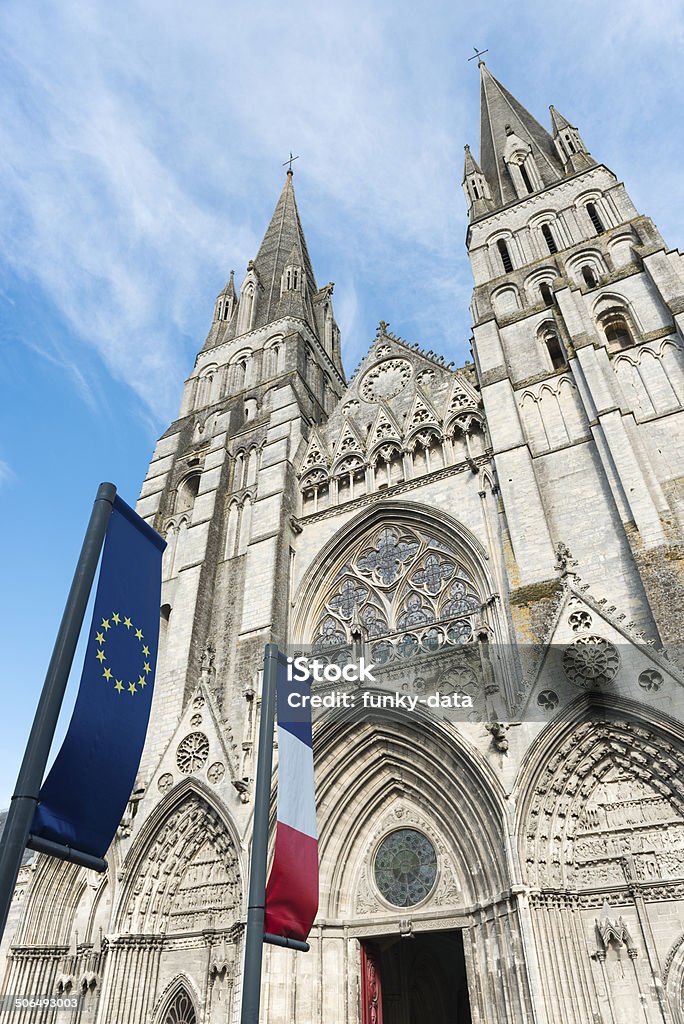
[462,143,493,220]
[251,169,318,329]
[549,104,594,172]
[479,63,564,209]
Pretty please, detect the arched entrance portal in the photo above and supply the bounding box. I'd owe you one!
[361,932,472,1024]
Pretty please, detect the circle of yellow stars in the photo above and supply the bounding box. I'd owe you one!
[95,612,152,696]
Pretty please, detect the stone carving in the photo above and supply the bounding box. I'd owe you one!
[207,761,225,784]
[126,794,241,934]
[190,713,202,727]
[524,721,684,889]
[158,773,174,793]
[562,635,620,688]
[537,689,559,710]
[595,904,637,960]
[554,541,578,579]
[568,610,592,632]
[200,642,216,687]
[416,369,435,387]
[176,732,210,774]
[638,668,663,691]
[192,694,205,710]
[485,722,509,752]
[359,359,413,403]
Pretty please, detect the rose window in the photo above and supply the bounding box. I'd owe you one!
[176,732,210,774]
[562,636,620,689]
[359,359,413,403]
[374,828,437,907]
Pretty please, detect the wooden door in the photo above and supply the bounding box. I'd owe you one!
[360,941,384,1024]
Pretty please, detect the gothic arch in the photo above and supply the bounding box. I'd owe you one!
[515,700,684,889]
[664,933,684,1024]
[113,779,244,934]
[16,856,88,946]
[312,711,508,915]
[291,502,499,648]
[152,975,201,1024]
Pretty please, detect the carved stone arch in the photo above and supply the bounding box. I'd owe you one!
[490,283,521,316]
[445,409,485,437]
[113,779,244,934]
[592,290,642,334]
[175,471,201,515]
[664,933,684,1024]
[152,974,201,1024]
[523,267,558,303]
[83,874,111,945]
[312,712,508,916]
[16,857,88,946]
[515,702,684,889]
[406,422,442,448]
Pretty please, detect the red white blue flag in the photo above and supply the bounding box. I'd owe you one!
[264,656,318,941]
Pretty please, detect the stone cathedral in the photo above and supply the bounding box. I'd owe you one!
[3,62,684,1024]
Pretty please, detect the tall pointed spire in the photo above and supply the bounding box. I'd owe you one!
[251,169,317,329]
[462,144,493,220]
[549,104,594,173]
[479,63,564,209]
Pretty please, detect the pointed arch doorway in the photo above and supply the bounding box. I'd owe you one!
[361,932,472,1024]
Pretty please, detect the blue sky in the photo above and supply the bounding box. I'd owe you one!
[2,0,684,807]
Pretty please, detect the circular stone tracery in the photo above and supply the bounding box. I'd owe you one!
[176,732,210,774]
[373,828,437,907]
[359,359,413,403]
[562,635,620,689]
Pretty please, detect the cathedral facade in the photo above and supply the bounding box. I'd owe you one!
[2,63,684,1024]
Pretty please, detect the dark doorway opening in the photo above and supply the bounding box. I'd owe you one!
[361,931,472,1024]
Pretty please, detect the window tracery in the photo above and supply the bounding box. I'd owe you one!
[311,526,481,660]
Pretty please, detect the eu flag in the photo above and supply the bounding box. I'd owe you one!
[30,495,165,859]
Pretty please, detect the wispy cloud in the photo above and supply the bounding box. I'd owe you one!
[0,459,13,488]
[2,1,684,425]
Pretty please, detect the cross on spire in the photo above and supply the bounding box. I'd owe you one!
[282,151,300,175]
[468,46,488,66]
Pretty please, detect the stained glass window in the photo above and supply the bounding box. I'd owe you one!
[310,525,481,661]
[374,829,437,907]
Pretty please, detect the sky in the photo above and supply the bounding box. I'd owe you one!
[2,0,684,807]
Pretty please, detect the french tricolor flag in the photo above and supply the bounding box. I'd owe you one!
[264,657,319,942]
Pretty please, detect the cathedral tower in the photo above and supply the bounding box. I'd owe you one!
[465,61,684,646]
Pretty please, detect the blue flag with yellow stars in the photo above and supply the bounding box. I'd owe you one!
[31,495,165,859]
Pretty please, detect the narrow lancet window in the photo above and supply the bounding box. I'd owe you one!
[586,203,604,234]
[542,224,558,255]
[582,266,598,288]
[497,239,513,273]
[540,282,554,307]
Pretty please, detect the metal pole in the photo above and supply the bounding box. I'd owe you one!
[240,642,279,1024]
[0,482,117,943]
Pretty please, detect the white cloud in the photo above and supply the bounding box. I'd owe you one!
[1,0,684,424]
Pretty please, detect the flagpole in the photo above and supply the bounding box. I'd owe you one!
[0,482,117,943]
[240,642,279,1024]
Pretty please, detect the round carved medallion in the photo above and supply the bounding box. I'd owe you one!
[176,732,210,774]
[374,828,437,907]
[562,635,620,689]
[207,761,226,784]
[190,713,203,727]
[360,359,412,403]
[158,772,174,793]
[638,669,663,691]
